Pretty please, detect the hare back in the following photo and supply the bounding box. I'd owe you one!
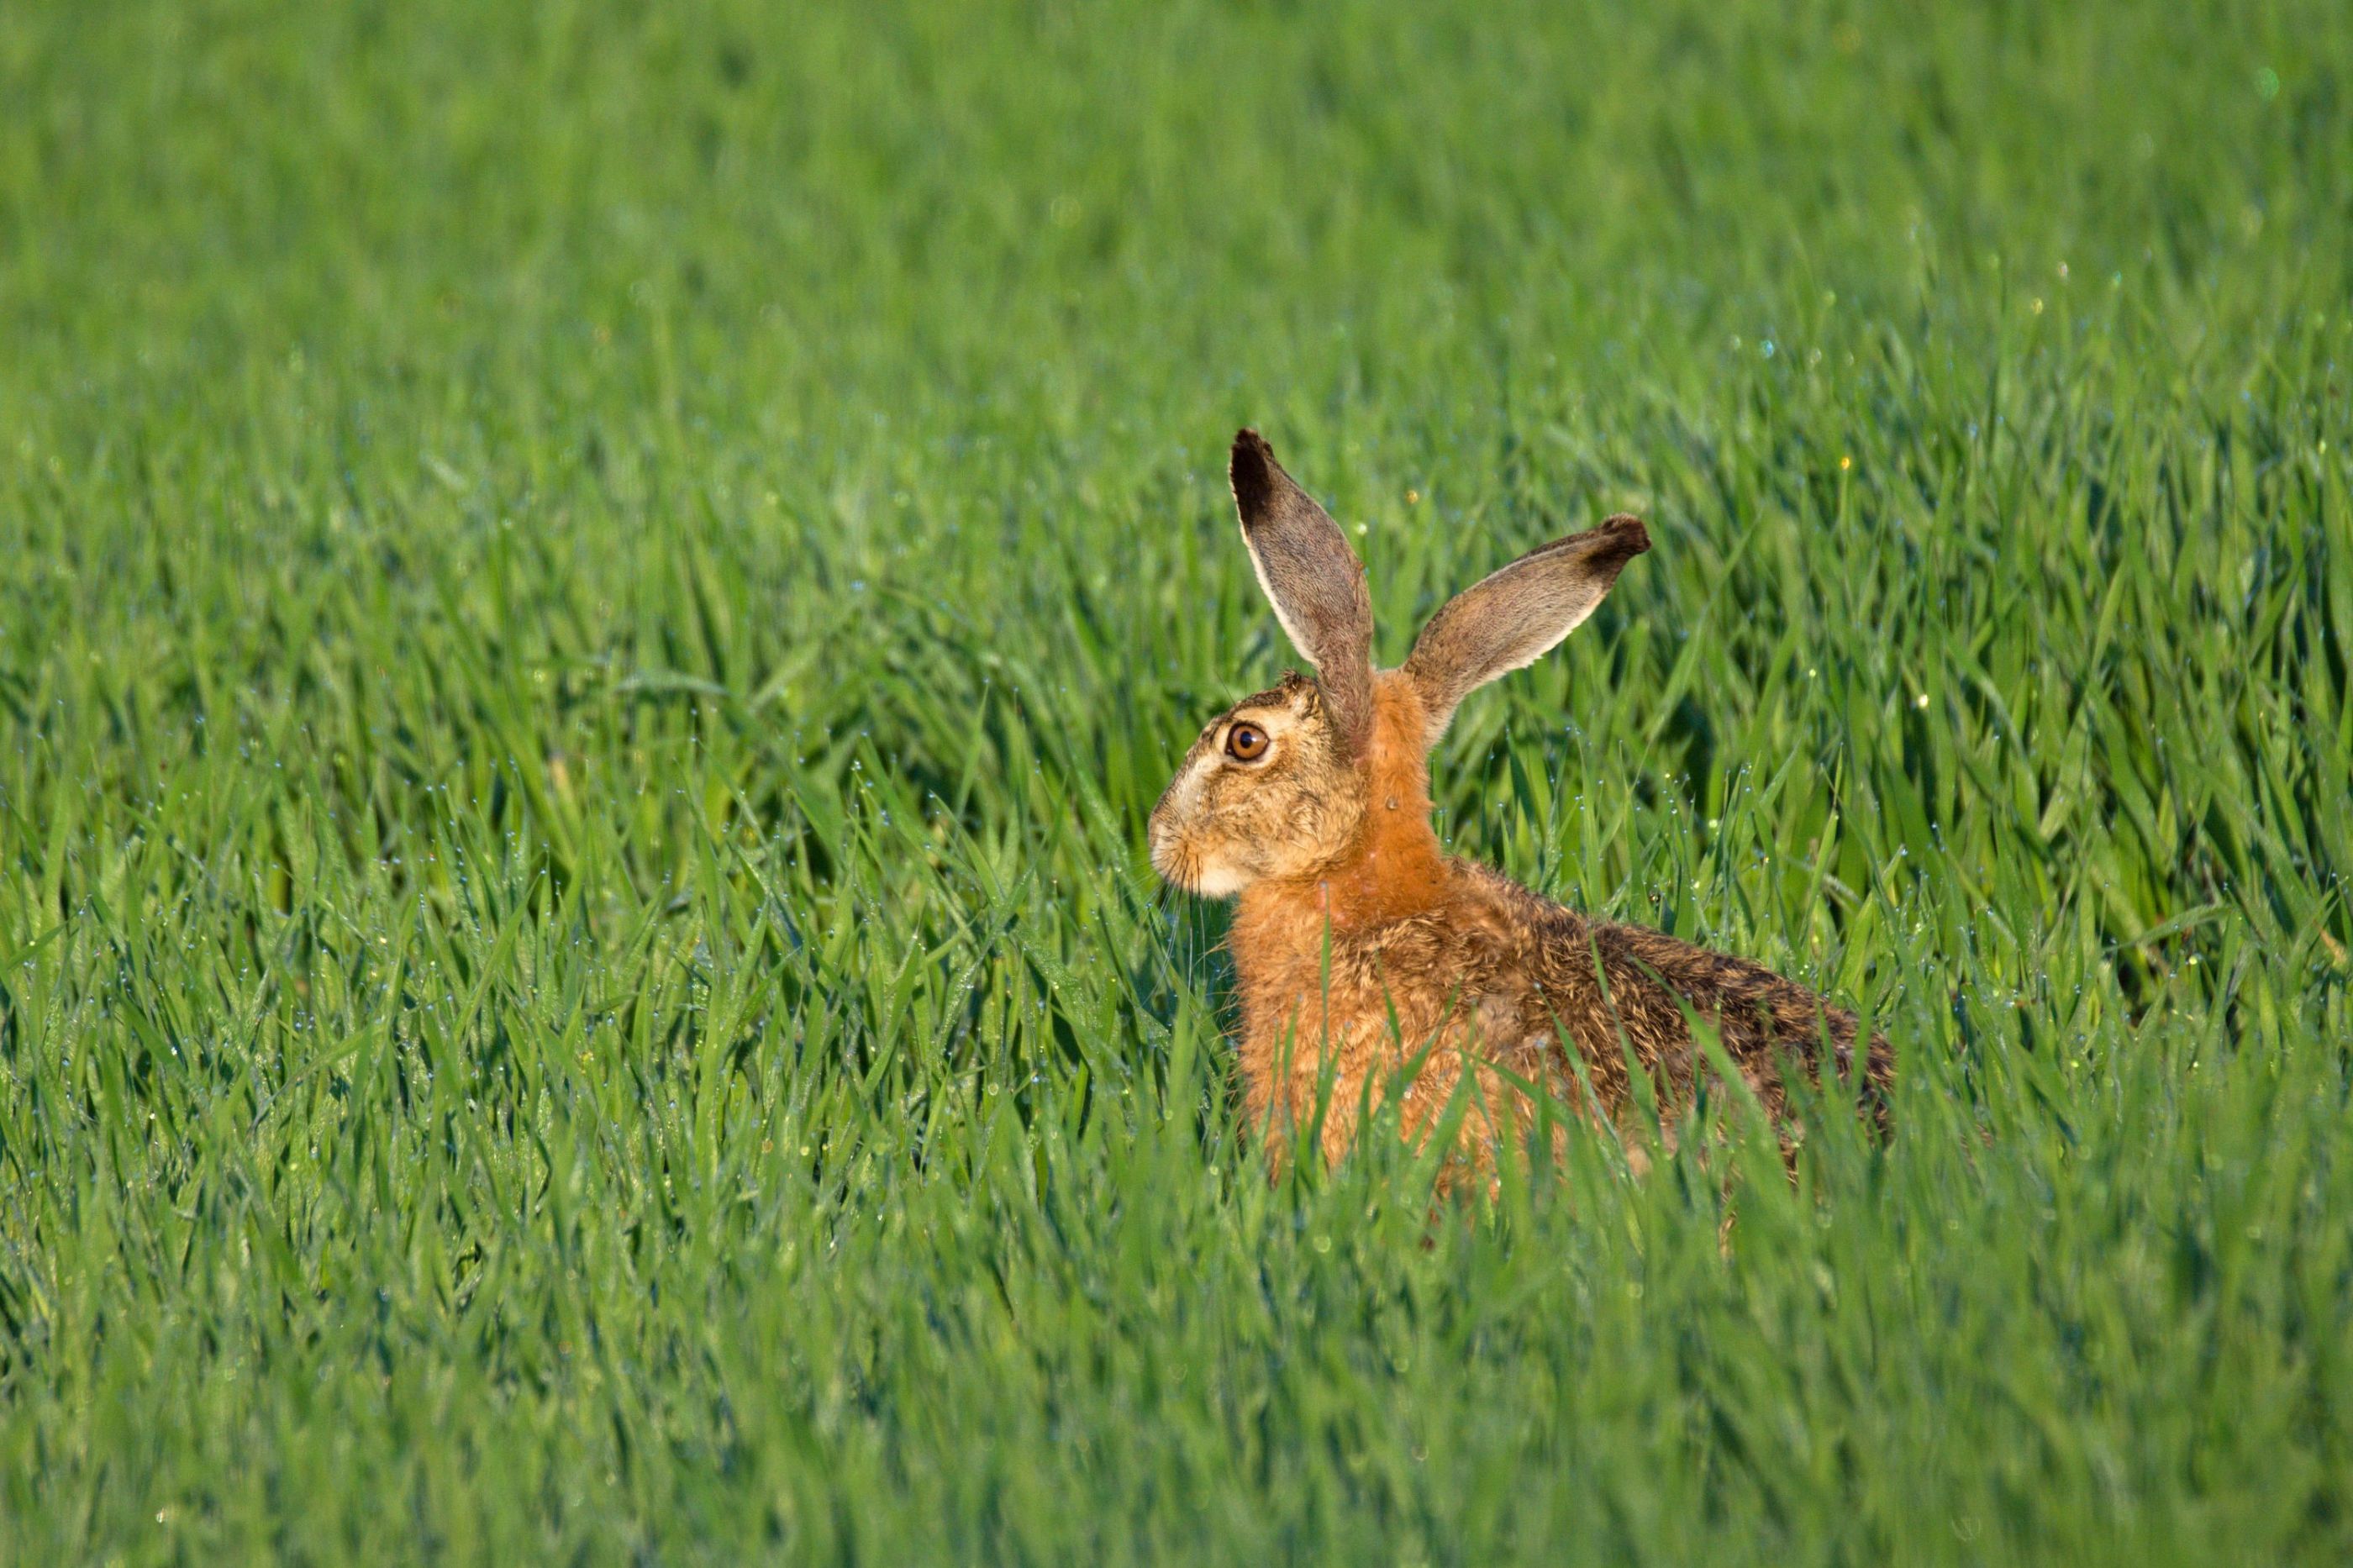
[1459,863,1892,1126]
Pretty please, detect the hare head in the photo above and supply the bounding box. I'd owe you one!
[1148,429,1649,901]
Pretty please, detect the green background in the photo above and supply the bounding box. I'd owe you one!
[3,1,2349,1561]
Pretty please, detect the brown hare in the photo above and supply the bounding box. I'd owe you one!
[1150,429,1890,1176]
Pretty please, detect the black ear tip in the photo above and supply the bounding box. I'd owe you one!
[1598,513,1651,558]
[1229,428,1276,513]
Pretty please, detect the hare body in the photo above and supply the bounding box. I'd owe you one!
[1151,431,1889,1172]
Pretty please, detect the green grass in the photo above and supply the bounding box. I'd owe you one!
[3,0,2350,1560]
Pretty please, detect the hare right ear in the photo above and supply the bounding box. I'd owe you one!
[1229,429,1376,753]
[1402,513,1650,743]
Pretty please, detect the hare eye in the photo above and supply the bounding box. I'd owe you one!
[1225,723,1269,762]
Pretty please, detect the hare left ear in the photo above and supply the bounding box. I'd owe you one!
[1229,429,1376,755]
[1402,514,1650,744]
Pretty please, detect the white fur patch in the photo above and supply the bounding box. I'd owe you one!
[1187,856,1246,898]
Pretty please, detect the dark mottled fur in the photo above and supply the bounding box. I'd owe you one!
[1449,860,1890,1138]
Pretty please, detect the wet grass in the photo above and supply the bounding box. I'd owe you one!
[2,0,2350,1561]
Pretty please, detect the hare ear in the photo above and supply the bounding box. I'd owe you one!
[1402,514,1649,742]
[1229,429,1376,752]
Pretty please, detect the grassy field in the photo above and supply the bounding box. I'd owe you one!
[3,0,2350,1561]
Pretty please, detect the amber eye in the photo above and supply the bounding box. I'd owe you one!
[1225,722,1270,762]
